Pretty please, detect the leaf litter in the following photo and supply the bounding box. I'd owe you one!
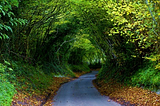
[11,72,87,106]
[93,79,160,106]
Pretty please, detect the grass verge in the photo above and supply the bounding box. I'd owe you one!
[12,77,71,106]
[0,59,90,105]
[10,62,89,105]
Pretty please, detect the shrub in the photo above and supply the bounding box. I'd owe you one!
[70,64,90,72]
[131,61,160,89]
[0,62,15,106]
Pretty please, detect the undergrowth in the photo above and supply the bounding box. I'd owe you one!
[97,59,160,90]
[131,60,160,90]
[70,63,90,72]
[0,59,83,105]
[11,61,54,93]
[43,62,76,77]
[0,62,15,106]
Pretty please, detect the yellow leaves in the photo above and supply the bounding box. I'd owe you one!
[155,41,158,43]
[103,0,158,54]
[150,58,157,61]
[147,13,151,17]
[126,6,131,15]
[146,55,160,69]
[108,33,112,36]
[113,7,117,11]
[131,55,136,58]
[119,18,128,24]
[113,31,119,34]
[143,38,147,42]
[145,55,160,69]
[94,79,160,106]
[154,0,160,3]
[127,23,132,28]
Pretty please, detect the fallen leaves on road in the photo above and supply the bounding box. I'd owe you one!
[12,77,71,106]
[12,71,87,106]
[75,71,90,77]
[44,77,72,106]
[93,79,160,106]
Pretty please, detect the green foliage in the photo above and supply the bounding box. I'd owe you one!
[97,65,108,80]
[89,62,102,69]
[72,34,104,65]
[71,0,160,90]
[0,62,15,106]
[11,61,55,92]
[0,0,160,103]
[0,81,15,106]
[62,63,76,77]
[70,64,90,72]
[3,0,70,64]
[43,62,76,77]
[131,61,160,89]
[97,59,117,80]
[0,0,27,40]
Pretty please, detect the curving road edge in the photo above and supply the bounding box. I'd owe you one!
[52,71,121,106]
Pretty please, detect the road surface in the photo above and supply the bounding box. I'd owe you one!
[53,71,121,106]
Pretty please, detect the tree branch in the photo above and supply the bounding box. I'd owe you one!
[56,38,76,53]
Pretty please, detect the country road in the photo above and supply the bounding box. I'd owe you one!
[53,71,121,106]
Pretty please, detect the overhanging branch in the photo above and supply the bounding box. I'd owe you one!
[56,38,76,53]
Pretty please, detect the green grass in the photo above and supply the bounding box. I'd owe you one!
[0,81,15,106]
[97,59,160,90]
[11,61,69,93]
[0,60,72,105]
[0,59,91,105]
[70,64,90,73]
[43,62,76,77]
[131,61,160,89]
[0,62,16,106]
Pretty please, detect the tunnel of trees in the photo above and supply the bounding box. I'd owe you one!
[0,0,160,105]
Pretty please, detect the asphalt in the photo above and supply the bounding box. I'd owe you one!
[53,71,121,106]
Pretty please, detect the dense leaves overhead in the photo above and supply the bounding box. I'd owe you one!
[70,0,160,87]
[0,0,160,105]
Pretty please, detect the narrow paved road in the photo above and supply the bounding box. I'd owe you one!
[53,71,121,106]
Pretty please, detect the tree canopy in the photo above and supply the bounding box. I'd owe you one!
[0,0,160,105]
